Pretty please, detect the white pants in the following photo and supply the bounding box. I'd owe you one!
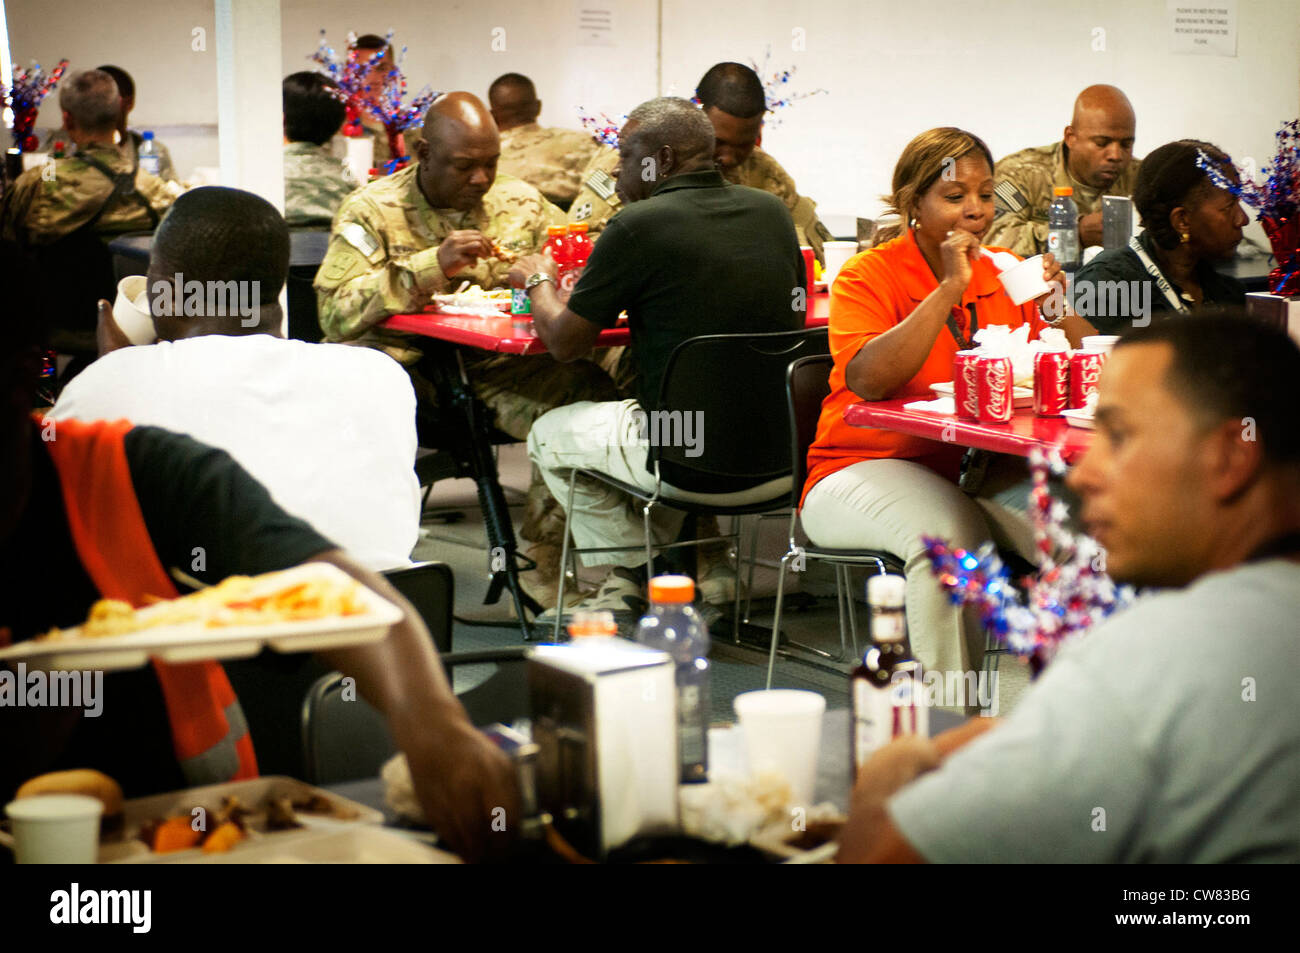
[800,456,1037,678]
[528,399,791,568]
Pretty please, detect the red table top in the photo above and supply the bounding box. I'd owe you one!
[382,290,830,355]
[843,397,1093,463]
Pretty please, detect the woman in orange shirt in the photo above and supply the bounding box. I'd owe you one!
[802,128,1090,684]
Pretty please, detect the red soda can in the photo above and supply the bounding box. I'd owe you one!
[977,356,1014,423]
[1068,349,1107,409]
[952,350,981,420]
[1033,349,1070,417]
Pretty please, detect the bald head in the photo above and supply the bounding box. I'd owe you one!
[415,92,501,211]
[1064,85,1137,189]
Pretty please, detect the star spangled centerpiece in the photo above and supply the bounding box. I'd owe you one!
[310,30,439,175]
[4,59,70,152]
[1196,121,1300,295]
[575,108,623,148]
[922,448,1133,673]
[744,46,826,127]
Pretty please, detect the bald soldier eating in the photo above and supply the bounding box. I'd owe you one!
[985,84,1141,257]
[314,92,617,607]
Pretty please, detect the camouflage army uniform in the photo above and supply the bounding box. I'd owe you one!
[284,142,359,226]
[567,143,834,262]
[314,164,619,543]
[41,127,179,184]
[985,141,1142,258]
[498,122,598,208]
[1,142,174,246]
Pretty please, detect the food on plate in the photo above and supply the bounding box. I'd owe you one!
[16,768,125,834]
[151,816,203,853]
[431,283,513,315]
[34,569,368,642]
[133,790,355,855]
[488,239,518,263]
[200,821,245,854]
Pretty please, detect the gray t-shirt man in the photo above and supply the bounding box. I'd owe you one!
[889,559,1300,863]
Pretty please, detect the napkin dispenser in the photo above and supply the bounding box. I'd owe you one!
[1246,292,1300,346]
[528,639,679,857]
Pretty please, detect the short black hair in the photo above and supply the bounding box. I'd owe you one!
[1117,314,1300,466]
[1132,139,1235,251]
[97,64,134,99]
[152,187,289,304]
[489,72,535,100]
[283,71,346,145]
[354,34,387,50]
[695,62,765,119]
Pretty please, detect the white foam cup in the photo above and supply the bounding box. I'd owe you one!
[997,254,1053,305]
[6,795,103,864]
[1081,335,1120,354]
[822,241,859,289]
[111,275,158,345]
[733,689,826,808]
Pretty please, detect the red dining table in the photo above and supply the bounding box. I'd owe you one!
[843,398,1094,464]
[382,289,831,354]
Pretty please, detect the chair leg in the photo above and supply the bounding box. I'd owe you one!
[766,552,795,690]
[844,565,862,659]
[742,514,761,628]
[554,470,579,642]
[642,499,656,577]
[730,520,743,644]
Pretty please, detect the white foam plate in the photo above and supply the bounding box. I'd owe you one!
[1061,408,1096,430]
[0,564,403,672]
[931,381,1034,408]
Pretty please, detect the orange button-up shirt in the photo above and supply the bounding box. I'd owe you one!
[802,229,1045,505]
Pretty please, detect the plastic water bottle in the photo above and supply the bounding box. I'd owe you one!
[1046,186,1080,271]
[635,575,710,783]
[138,131,161,177]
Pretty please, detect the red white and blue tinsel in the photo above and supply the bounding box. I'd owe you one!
[310,30,439,175]
[922,448,1132,673]
[4,59,69,152]
[576,108,624,148]
[1196,120,1300,295]
[744,46,826,126]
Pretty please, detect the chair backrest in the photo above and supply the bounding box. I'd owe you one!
[652,327,830,494]
[382,561,454,654]
[786,354,835,508]
[300,647,531,785]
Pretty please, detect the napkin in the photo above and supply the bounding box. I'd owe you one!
[974,324,1070,388]
[904,396,956,414]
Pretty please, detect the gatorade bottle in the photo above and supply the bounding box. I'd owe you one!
[1047,186,1080,271]
[635,575,710,783]
[559,223,592,296]
[138,131,162,178]
[544,225,569,270]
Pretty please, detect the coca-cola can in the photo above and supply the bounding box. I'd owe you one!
[952,350,981,420]
[977,355,1014,423]
[1069,349,1108,409]
[1033,349,1070,417]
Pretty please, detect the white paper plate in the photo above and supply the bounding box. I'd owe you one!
[931,381,1034,408]
[0,564,403,672]
[1061,408,1096,429]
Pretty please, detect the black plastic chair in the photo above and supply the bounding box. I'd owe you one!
[764,354,904,687]
[300,647,531,785]
[382,561,454,654]
[553,326,831,640]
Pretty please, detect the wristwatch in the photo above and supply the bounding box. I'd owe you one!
[524,272,555,293]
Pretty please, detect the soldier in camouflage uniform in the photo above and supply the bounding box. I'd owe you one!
[315,92,618,606]
[282,72,359,226]
[488,73,597,209]
[985,84,1141,258]
[3,71,173,246]
[568,63,833,265]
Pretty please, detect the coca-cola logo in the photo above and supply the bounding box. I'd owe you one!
[985,360,1009,416]
[961,360,979,414]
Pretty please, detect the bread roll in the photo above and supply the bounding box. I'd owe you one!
[16,769,124,817]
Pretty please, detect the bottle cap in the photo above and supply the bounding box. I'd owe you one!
[569,222,589,234]
[142,130,155,140]
[648,575,694,604]
[567,609,617,638]
[547,225,566,237]
[1053,186,1073,197]
[866,573,906,608]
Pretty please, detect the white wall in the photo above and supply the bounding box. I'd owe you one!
[10,0,1299,241]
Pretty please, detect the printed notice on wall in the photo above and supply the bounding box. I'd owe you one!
[1167,1,1237,56]
[576,6,615,47]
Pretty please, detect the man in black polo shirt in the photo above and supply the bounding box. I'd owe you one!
[509,97,804,616]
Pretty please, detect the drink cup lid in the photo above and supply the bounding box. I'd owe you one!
[1053,186,1073,197]
[649,574,694,603]
[866,573,906,607]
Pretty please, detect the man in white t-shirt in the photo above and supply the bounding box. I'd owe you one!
[838,315,1300,863]
[51,187,421,572]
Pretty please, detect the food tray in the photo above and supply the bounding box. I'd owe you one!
[162,826,460,864]
[100,775,384,863]
[0,563,403,672]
